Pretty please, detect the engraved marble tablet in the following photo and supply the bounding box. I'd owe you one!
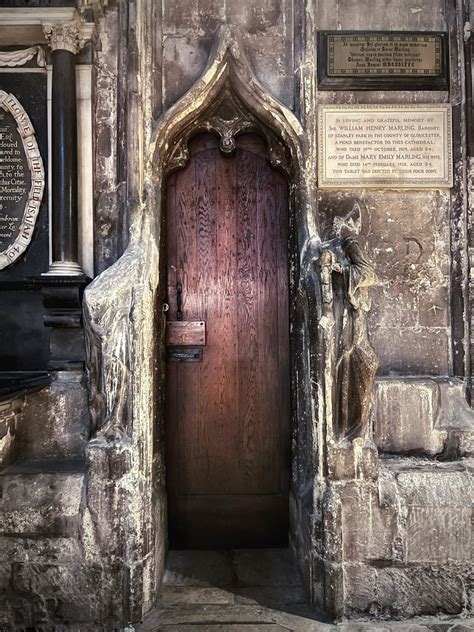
[318,105,453,189]
[0,91,44,269]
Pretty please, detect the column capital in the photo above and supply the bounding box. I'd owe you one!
[43,16,93,55]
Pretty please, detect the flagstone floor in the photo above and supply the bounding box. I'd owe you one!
[136,549,474,632]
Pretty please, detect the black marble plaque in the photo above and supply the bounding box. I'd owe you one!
[0,70,49,371]
[0,72,48,281]
[318,31,449,91]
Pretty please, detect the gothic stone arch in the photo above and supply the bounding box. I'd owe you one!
[83,26,331,622]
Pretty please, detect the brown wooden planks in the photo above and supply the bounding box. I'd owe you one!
[165,133,290,548]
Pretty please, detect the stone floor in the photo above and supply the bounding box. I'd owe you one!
[136,549,474,632]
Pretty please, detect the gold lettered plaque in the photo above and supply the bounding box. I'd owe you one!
[328,34,441,76]
[318,104,453,189]
[318,31,449,90]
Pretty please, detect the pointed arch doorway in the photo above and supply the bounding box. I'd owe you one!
[164,131,291,548]
[84,25,319,620]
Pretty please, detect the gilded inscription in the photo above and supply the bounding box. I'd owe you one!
[328,34,442,77]
[318,105,452,188]
[0,91,44,269]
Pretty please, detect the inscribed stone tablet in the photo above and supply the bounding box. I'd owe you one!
[318,105,452,188]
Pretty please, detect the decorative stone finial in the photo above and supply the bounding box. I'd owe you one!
[43,20,86,55]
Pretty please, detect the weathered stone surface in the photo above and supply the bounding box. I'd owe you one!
[233,549,303,588]
[94,6,121,273]
[327,443,379,481]
[405,506,471,564]
[159,586,235,605]
[0,535,83,564]
[315,0,447,30]
[437,382,474,457]
[374,379,447,456]
[340,486,397,564]
[1,0,472,628]
[161,0,294,108]
[234,585,308,607]
[321,456,474,618]
[15,372,90,462]
[317,190,451,376]
[0,469,84,537]
[0,395,23,469]
[343,563,470,619]
[162,35,212,108]
[379,458,474,508]
[374,379,474,457]
[164,550,232,587]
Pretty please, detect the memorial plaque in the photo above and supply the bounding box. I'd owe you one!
[318,104,452,189]
[318,31,449,90]
[0,90,44,269]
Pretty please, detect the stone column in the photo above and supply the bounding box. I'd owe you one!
[43,20,85,276]
[37,17,92,371]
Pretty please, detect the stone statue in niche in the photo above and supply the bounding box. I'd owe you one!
[320,203,379,441]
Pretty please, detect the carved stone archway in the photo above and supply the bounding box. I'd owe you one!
[83,26,323,623]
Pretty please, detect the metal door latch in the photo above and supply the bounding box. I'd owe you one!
[167,347,203,363]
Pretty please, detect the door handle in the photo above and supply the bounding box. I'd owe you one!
[176,282,183,321]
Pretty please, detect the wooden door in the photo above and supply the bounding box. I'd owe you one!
[165,133,290,549]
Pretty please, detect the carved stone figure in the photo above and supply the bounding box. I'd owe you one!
[321,204,379,441]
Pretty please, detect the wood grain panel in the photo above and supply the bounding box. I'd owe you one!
[165,133,290,548]
[166,321,206,346]
[236,143,259,491]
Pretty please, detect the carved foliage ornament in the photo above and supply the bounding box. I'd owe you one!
[43,21,86,55]
[0,47,46,68]
[0,91,45,270]
[165,87,293,178]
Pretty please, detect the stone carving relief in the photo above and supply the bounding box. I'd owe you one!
[318,203,379,441]
[0,46,46,68]
[43,20,87,55]
[166,87,292,177]
[84,300,130,442]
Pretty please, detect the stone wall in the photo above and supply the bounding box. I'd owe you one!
[0,374,93,628]
[325,456,472,619]
[315,0,457,378]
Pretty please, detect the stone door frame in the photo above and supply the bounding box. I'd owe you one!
[83,26,331,622]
